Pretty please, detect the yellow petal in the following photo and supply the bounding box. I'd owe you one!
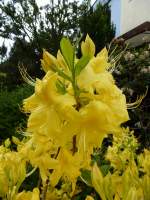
[114,193,121,200]
[42,49,58,72]
[50,148,80,190]
[126,187,138,200]
[90,56,110,73]
[80,100,116,133]
[23,94,39,112]
[97,47,108,58]
[15,188,40,200]
[142,175,150,199]
[91,163,106,200]
[57,50,68,71]
[85,196,95,200]
[50,166,62,187]
[41,59,49,73]
[81,34,95,58]
[31,188,40,200]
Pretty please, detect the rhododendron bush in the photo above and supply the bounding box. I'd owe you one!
[0,35,149,200]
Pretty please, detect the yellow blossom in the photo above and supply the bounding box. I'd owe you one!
[41,49,59,73]
[21,35,130,195]
[81,34,95,58]
[91,163,107,200]
[0,147,26,198]
[50,148,81,192]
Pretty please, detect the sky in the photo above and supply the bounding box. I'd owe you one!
[110,0,120,36]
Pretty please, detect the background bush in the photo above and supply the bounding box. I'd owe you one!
[0,84,33,142]
[113,42,150,149]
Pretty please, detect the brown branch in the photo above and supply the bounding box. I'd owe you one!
[41,179,49,200]
[72,135,77,155]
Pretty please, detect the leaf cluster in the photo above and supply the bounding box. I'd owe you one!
[0,84,33,142]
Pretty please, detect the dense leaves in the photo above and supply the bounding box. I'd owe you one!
[0,0,115,89]
[0,0,86,88]
[0,84,33,142]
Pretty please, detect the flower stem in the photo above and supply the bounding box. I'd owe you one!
[41,179,49,200]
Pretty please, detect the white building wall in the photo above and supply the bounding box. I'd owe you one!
[120,0,150,35]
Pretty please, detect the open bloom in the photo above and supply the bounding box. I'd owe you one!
[0,145,26,198]
[22,35,129,188]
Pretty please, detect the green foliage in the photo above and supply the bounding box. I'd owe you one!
[0,39,42,90]
[75,55,90,76]
[0,43,7,62]
[0,0,86,89]
[0,84,33,142]
[0,0,84,55]
[56,80,67,95]
[0,0,115,90]
[60,38,75,70]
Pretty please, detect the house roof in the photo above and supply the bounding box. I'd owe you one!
[119,21,150,47]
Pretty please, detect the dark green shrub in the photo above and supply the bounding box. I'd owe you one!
[0,84,33,142]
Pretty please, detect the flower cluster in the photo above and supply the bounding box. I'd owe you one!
[21,35,129,189]
[1,35,148,200]
[90,128,150,200]
[0,140,39,200]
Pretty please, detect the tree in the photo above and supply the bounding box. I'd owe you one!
[0,0,115,88]
[0,0,83,55]
[0,0,85,88]
[0,43,7,62]
[79,0,115,53]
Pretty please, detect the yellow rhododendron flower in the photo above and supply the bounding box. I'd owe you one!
[0,146,26,198]
[50,148,81,192]
[24,72,78,147]
[0,35,149,199]
[21,35,130,190]
[106,128,138,172]
[90,128,150,200]
[19,136,58,183]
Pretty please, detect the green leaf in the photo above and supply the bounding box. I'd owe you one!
[56,80,66,94]
[47,63,71,82]
[75,55,90,76]
[80,169,92,186]
[56,68,72,82]
[100,165,111,176]
[60,37,74,70]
